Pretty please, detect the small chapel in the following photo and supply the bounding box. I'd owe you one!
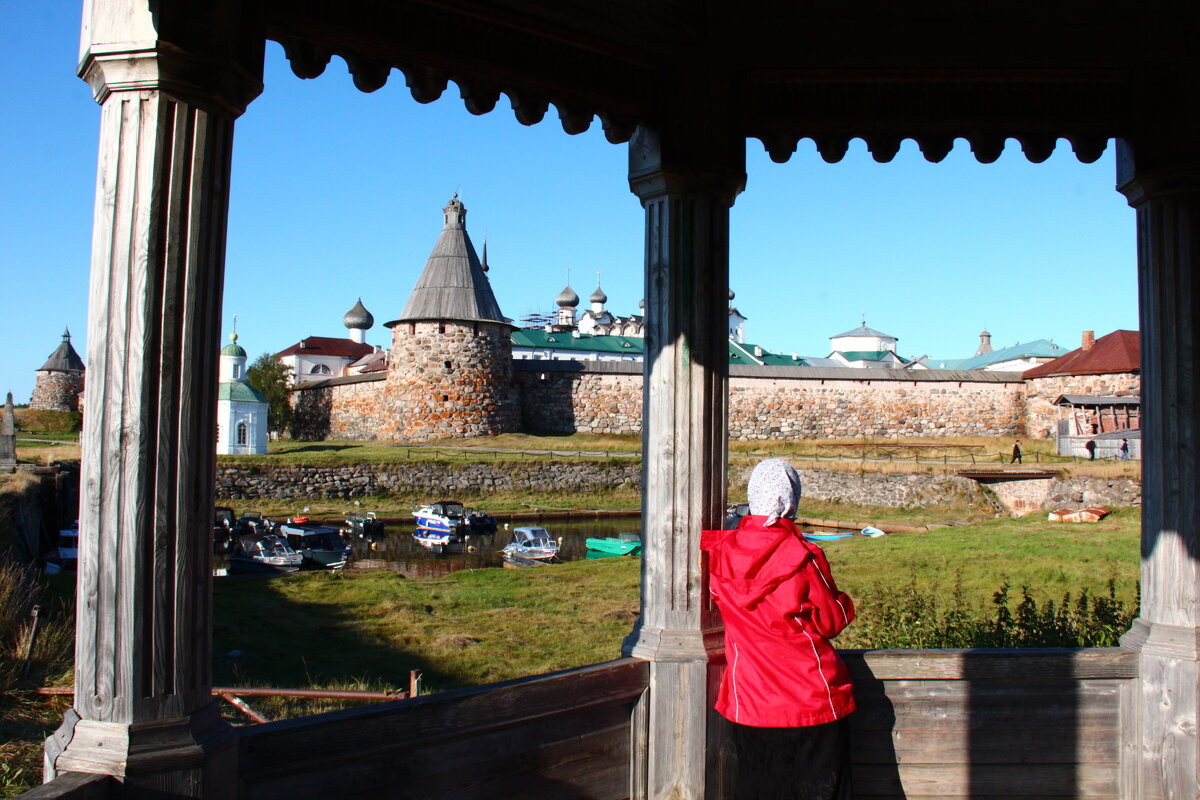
[215,331,268,454]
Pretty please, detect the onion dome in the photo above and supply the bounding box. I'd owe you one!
[590,284,607,305]
[343,298,374,331]
[556,285,580,308]
[220,332,247,357]
[729,289,735,302]
[638,298,646,310]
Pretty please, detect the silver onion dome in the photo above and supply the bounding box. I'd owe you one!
[343,298,374,330]
[555,285,580,308]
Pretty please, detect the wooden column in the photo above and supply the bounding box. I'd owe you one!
[47,3,261,796]
[624,125,745,800]
[1117,140,1200,800]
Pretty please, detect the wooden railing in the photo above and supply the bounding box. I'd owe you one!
[20,648,1137,800]
[841,648,1137,800]
[237,658,649,800]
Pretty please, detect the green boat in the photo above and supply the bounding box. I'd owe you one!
[585,532,642,556]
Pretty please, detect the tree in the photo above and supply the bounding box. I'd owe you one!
[246,353,293,437]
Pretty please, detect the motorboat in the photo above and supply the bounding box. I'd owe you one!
[501,526,560,560]
[228,533,303,575]
[413,501,498,538]
[584,532,642,556]
[213,507,235,553]
[45,526,80,574]
[278,520,353,569]
[343,511,386,541]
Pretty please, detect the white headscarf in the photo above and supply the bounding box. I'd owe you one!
[747,459,802,526]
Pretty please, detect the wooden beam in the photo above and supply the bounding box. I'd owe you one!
[1117,139,1200,800]
[52,2,262,796]
[621,123,744,800]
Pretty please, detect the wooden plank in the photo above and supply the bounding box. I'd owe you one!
[16,772,113,800]
[239,659,647,777]
[849,726,1119,764]
[842,648,1138,681]
[245,714,631,800]
[853,762,1116,797]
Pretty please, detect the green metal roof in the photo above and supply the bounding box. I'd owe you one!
[513,329,808,366]
[834,350,909,363]
[512,329,643,354]
[221,342,247,357]
[951,339,1069,370]
[218,382,266,403]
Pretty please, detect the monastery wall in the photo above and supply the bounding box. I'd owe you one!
[296,362,1140,443]
[514,363,1026,440]
[1024,373,1142,438]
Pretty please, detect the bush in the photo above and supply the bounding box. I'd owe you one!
[854,573,1136,649]
[13,409,82,434]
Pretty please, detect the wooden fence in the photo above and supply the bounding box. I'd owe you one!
[25,648,1136,799]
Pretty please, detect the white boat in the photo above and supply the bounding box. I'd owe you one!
[501,526,560,560]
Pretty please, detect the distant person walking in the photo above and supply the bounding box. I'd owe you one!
[1011,440,1023,464]
[1119,438,1130,460]
[1086,439,1097,461]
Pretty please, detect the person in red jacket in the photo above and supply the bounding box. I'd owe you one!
[702,459,857,800]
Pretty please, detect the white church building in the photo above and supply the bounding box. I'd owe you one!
[216,332,268,454]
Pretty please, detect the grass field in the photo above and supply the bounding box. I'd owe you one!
[0,505,1140,797]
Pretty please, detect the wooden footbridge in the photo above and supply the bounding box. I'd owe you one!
[26,3,1198,798]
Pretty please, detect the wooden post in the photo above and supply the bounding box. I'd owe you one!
[624,124,744,800]
[48,2,262,796]
[1116,139,1200,800]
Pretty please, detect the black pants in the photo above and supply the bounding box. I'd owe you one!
[729,716,853,800]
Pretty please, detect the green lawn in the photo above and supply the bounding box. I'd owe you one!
[210,507,1139,695]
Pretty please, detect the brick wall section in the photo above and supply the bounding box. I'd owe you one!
[728,377,1026,440]
[514,365,1025,440]
[516,369,642,434]
[30,371,84,412]
[1024,373,1141,438]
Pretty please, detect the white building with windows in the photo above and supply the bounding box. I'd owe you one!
[216,332,268,454]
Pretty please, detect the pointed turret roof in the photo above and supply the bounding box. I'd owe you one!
[39,328,85,372]
[387,195,510,327]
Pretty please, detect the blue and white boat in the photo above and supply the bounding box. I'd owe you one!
[412,501,499,552]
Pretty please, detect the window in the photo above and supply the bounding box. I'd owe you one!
[236,422,247,445]
[233,363,241,379]
[309,364,331,375]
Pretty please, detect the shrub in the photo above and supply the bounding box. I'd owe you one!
[854,573,1136,649]
[13,409,82,434]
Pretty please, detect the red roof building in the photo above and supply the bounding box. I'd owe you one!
[1022,330,1140,378]
[276,336,375,383]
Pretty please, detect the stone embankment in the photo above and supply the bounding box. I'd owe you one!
[216,461,641,500]
[218,461,1140,514]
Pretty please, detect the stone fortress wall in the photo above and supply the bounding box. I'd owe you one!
[291,360,1119,442]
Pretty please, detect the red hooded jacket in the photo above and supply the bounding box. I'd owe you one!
[702,516,857,727]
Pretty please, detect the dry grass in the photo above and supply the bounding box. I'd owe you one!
[0,472,39,495]
[13,444,80,465]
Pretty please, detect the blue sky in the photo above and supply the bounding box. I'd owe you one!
[1,3,1138,404]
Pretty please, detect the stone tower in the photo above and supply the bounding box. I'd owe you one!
[30,328,85,411]
[383,195,518,440]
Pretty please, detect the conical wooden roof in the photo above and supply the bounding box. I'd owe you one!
[39,328,85,372]
[387,196,510,328]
